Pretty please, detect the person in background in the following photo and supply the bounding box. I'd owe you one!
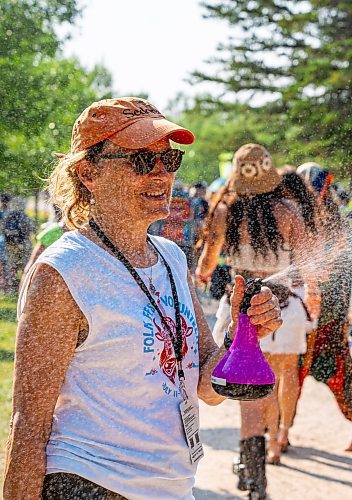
[3,196,33,294]
[4,97,282,500]
[189,181,209,273]
[196,144,320,497]
[0,193,12,292]
[296,163,352,448]
[190,181,209,240]
[149,179,195,268]
[335,188,351,218]
[21,205,66,287]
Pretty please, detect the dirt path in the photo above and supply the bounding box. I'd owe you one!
[194,299,352,499]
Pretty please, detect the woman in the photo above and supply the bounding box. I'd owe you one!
[196,144,319,497]
[3,98,281,500]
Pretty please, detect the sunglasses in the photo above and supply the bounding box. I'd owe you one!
[100,149,184,175]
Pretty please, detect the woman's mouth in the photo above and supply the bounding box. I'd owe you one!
[141,190,167,201]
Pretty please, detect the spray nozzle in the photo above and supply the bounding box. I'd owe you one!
[240,278,263,314]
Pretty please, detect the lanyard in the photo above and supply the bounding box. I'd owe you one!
[88,219,186,386]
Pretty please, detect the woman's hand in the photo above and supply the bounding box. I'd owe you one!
[194,266,212,290]
[228,275,282,339]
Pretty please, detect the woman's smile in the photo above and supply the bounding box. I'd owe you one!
[140,188,168,202]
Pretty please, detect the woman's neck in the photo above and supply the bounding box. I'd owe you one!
[81,215,156,267]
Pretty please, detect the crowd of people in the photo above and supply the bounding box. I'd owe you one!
[2,96,352,500]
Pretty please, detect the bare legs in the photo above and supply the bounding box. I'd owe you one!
[263,353,300,458]
[240,399,265,439]
[262,383,281,463]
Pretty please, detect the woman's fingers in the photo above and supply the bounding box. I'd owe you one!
[249,286,273,305]
[257,318,283,339]
[247,292,279,317]
[229,280,282,338]
[247,287,282,337]
[248,305,281,326]
[228,275,246,335]
[229,276,246,310]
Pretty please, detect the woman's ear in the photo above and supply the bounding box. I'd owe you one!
[75,160,96,192]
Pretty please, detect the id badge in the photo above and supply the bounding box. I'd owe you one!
[180,398,204,464]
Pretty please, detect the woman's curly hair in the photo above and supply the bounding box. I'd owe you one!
[47,140,106,229]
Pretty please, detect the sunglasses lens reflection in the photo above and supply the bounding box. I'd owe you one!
[133,150,183,175]
[163,150,183,172]
[135,152,156,175]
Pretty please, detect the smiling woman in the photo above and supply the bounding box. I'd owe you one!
[3,97,281,500]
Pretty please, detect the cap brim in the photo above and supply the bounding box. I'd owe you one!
[107,117,195,149]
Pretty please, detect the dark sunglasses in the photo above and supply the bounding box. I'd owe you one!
[100,149,185,175]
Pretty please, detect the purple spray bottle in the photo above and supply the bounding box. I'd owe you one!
[211,278,275,400]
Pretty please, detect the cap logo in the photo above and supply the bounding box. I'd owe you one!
[122,103,163,119]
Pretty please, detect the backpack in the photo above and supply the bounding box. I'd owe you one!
[4,210,30,244]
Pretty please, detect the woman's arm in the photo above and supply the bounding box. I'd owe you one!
[187,272,282,406]
[196,203,228,280]
[3,264,82,500]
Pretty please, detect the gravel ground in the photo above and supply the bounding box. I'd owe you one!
[193,297,352,499]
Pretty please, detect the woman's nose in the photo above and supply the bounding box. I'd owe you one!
[151,158,168,176]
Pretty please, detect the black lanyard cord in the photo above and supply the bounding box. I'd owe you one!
[88,219,184,379]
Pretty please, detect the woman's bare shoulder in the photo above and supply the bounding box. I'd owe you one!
[23,263,80,318]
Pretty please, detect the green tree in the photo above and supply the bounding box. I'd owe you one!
[0,0,112,194]
[167,94,287,184]
[192,0,352,177]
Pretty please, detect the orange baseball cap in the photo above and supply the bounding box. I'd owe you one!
[71,97,195,153]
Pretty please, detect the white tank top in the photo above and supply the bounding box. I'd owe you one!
[19,231,200,499]
[234,243,291,275]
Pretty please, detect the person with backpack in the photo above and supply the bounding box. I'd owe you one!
[3,197,33,293]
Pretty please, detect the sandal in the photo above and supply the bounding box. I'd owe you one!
[266,437,281,465]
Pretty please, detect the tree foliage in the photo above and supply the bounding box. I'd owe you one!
[0,0,112,194]
[168,94,287,184]
[191,0,352,178]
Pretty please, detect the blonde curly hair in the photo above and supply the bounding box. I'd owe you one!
[47,140,106,229]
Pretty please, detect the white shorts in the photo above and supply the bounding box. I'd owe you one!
[212,294,231,347]
[260,293,310,355]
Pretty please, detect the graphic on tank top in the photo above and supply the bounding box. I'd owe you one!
[142,290,198,398]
